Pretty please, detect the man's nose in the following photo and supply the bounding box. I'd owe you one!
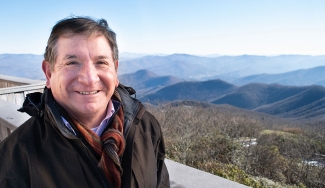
[78,62,100,85]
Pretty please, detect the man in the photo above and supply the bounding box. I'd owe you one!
[0,17,170,188]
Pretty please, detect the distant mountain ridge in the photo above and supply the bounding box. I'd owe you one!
[0,54,44,80]
[2,53,325,86]
[119,54,325,82]
[233,66,325,86]
[140,80,325,121]
[118,69,183,97]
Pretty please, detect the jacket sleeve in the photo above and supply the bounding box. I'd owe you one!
[148,111,170,188]
[156,129,170,188]
[133,111,170,188]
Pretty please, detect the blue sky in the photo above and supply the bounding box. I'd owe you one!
[1,0,324,55]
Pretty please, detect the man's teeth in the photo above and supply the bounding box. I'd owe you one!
[79,91,99,95]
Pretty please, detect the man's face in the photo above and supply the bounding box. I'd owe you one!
[42,34,119,125]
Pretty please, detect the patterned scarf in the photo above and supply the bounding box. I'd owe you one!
[59,91,125,188]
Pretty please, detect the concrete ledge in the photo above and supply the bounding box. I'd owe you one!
[0,82,45,95]
[165,159,248,188]
[0,99,30,140]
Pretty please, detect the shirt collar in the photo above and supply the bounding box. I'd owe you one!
[61,99,119,136]
[91,99,115,136]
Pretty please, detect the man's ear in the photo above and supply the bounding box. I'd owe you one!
[115,60,119,71]
[42,60,52,88]
[115,61,119,87]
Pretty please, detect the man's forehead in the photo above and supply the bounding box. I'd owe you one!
[60,32,105,42]
[56,35,113,58]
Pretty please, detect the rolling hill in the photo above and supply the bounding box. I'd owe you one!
[139,80,325,121]
[139,79,237,103]
[118,69,183,97]
[211,83,308,109]
[214,84,325,121]
[254,85,325,118]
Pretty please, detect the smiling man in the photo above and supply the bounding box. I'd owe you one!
[0,17,170,188]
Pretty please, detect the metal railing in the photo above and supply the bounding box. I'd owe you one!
[0,81,45,140]
[0,82,45,106]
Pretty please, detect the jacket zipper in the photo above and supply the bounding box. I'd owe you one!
[79,139,109,188]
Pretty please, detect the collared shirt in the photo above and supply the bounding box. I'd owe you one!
[61,100,116,137]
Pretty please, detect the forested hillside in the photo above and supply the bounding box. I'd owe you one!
[147,102,325,187]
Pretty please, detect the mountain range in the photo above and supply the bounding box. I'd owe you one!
[136,77,325,122]
[1,53,325,122]
[2,53,325,86]
[118,54,325,82]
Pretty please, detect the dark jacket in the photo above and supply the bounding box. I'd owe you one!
[0,85,170,188]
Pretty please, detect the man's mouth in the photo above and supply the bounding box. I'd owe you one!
[78,91,99,95]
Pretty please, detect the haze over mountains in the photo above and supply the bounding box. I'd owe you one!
[0,54,44,80]
[1,53,325,122]
[233,66,325,86]
[118,54,325,82]
[1,53,325,86]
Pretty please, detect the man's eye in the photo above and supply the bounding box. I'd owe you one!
[66,61,78,65]
[96,61,108,65]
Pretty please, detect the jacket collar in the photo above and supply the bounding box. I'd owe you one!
[18,85,143,140]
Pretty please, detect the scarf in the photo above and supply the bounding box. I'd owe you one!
[58,91,125,188]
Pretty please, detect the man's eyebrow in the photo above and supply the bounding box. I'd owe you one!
[62,55,112,60]
[97,55,110,60]
[64,54,77,59]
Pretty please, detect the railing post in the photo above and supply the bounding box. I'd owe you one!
[0,121,11,141]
